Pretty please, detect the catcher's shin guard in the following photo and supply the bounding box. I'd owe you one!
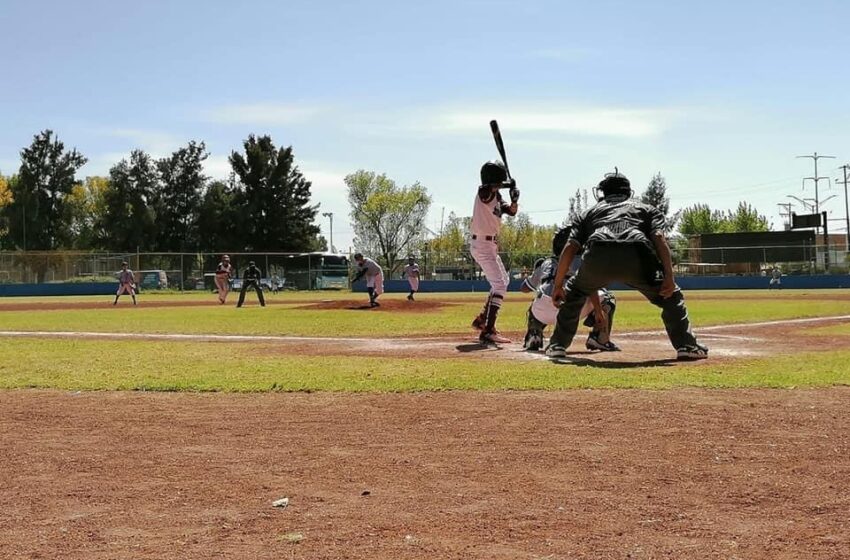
[523,305,546,349]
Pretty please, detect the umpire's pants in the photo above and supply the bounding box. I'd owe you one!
[237,281,266,307]
[550,244,697,350]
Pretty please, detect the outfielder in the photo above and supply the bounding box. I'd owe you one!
[548,169,707,361]
[214,254,234,304]
[236,261,266,308]
[521,227,619,352]
[470,160,519,344]
[403,256,420,301]
[353,253,384,307]
[113,261,137,306]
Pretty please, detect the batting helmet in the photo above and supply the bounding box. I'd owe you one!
[595,167,632,201]
[552,226,571,256]
[480,160,508,186]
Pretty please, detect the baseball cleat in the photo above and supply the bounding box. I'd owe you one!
[586,336,621,352]
[676,343,708,361]
[479,330,512,345]
[545,344,567,359]
[471,314,485,331]
[370,301,380,308]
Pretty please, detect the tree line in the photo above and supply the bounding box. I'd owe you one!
[0,130,325,254]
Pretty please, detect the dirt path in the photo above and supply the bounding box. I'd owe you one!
[1,388,848,559]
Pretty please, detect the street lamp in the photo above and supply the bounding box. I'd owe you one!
[321,212,334,253]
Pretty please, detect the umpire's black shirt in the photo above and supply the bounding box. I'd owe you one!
[569,196,666,256]
[242,265,262,283]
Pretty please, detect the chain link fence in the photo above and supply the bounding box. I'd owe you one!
[0,245,847,289]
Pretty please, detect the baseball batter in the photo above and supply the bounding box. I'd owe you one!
[403,256,420,301]
[470,160,519,344]
[353,253,384,307]
[214,254,234,304]
[113,261,137,306]
[521,227,619,352]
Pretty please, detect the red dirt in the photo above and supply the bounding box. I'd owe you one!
[1,388,848,559]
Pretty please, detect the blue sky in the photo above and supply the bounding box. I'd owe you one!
[2,0,849,250]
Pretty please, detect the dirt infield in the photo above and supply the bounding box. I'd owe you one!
[1,388,848,559]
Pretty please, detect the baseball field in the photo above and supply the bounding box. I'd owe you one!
[2,289,849,559]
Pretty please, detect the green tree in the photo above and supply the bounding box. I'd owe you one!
[0,172,13,246]
[154,141,208,251]
[346,169,432,272]
[229,135,321,252]
[640,172,679,231]
[98,150,158,251]
[429,212,469,255]
[65,176,110,249]
[677,204,726,236]
[6,130,87,251]
[197,179,239,252]
[724,202,770,232]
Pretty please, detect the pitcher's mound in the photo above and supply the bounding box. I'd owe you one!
[297,299,448,313]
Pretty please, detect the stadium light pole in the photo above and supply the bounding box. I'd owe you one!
[322,212,334,253]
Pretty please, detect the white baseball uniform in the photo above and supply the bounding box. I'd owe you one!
[524,257,597,326]
[215,260,234,303]
[357,257,384,295]
[116,268,136,296]
[403,262,420,292]
[470,188,513,296]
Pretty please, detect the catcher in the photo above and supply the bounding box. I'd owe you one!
[520,227,619,352]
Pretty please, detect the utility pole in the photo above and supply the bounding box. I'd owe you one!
[777,202,793,230]
[796,152,835,218]
[322,212,334,253]
[837,164,850,249]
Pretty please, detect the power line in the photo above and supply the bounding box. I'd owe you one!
[796,152,835,216]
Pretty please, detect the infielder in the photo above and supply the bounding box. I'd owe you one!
[113,261,137,306]
[548,169,707,361]
[402,256,420,301]
[470,160,519,344]
[353,253,384,307]
[214,254,234,304]
[236,261,265,308]
[521,227,619,352]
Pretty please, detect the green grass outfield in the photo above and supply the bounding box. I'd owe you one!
[0,290,849,392]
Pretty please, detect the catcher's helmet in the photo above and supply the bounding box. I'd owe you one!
[552,226,571,256]
[595,167,632,201]
[480,160,507,186]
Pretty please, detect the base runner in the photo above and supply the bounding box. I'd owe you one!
[113,261,137,306]
[403,256,420,301]
[214,254,234,304]
[470,160,519,345]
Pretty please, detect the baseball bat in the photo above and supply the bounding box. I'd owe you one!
[489,120,512,184]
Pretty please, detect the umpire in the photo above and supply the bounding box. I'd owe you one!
[236,260,266,308]
[547,169,708,361]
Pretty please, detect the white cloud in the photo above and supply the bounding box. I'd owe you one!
[201,103,325,125]
[104,128,184,156]
[203,154,232,180]
[433,107,675,138]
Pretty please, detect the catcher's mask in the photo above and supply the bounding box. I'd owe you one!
[552,226,571,256]
[480,160,507,186]
[594,167,632,201]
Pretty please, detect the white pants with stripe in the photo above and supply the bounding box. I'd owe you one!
[470,238,508,296]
